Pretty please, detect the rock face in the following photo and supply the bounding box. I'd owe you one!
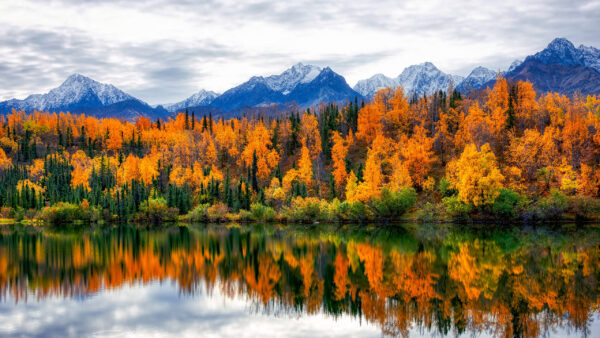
[353,62,463,98]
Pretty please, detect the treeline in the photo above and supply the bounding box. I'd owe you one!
[0,75,600,224]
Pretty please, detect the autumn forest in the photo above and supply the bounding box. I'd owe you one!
[1,75,600,225]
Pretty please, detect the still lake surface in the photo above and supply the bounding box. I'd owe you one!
[0,223,599,337]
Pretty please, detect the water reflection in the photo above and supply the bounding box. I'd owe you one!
[0,224,599,337]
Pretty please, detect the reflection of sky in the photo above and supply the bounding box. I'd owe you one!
[0,281,383,337]
[1,281,598,338]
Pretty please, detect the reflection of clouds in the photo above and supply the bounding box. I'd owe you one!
[0,281,380,337]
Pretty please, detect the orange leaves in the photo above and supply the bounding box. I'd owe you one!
[242,122,279,180]
[356,102,383,145]
[298,142,313,188]
[0,148,12,171]
[400,125,435,189]
[71,151,93,189]
[300,113,321,159]
[330,131,349,193]
[447,143,505,206]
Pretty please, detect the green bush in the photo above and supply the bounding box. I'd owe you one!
[369,188,417,218]
[186,203,210,222]
[417,202,445,223]
[41,202,98,225]
[492,189,523,218]
[437,177,455,197]
[442,195,472,219]
[570,195,600,220]
[250,203,277,222]
[286,197,322,222]
[524,189,569,222]
[135,198,178,224]
[341,200,371,222]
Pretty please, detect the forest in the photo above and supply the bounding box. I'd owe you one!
[0,74,600,225]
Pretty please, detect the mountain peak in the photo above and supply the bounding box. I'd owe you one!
[61,73,96,86]
[164,89,219,112]
[419,61,438,69]
[531,37,583,66]
[547,37,576,49]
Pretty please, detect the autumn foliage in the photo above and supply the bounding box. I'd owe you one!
[0,76,599,221]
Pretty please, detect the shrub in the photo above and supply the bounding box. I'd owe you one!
[369,188,417,218]
[250,203,277,222]
[41,202,97,225]
[417,202,445,223]
[206,203,229,222]
[342,201,371,222]
[437,177,455,197]
[442,195,472,220]
[135,198,178,224]
[523,189,569,222]
[186,203,210,222]
[492,188,523,218]
[570,195,600,220]
[287,197,322,222]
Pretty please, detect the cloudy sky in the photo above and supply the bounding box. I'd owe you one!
[0,0,599,105]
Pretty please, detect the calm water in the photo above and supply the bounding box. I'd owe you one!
[0,224,599,337]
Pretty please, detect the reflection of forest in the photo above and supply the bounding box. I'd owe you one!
[0,225,598,337]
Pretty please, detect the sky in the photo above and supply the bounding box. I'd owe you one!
[0,0,599,105]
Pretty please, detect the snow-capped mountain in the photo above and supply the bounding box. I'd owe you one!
[165,89,219,112]
[284,67,360,107]
[0,74,169,120]
[261,63,322,94]
[397,62,463,96]
[0,74,135,112]
[507,60,523,73]
[353,74,398,97]
[527,37,600,72]
[579,44,600,73]
[209,64,360,111]
[456,66,498,93]
[353,62,463,98]
[490,38,600,96]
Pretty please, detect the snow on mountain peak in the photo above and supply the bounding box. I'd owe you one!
[508,59,523,72]
[532,37,584,67]
[353,62,462,97]
[263,63,322,93]
[456,66,497,92]
[165,89,219,112]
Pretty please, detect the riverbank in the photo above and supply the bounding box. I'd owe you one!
[3,188,600,227]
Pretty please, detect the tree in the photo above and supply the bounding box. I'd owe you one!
[447,143,504,207]
[400,125,435,189]
[330,131,349,194]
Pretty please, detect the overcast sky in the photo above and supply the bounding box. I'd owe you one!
[0,0,599,105]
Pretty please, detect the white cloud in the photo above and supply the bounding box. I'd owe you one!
[0,0,598,104]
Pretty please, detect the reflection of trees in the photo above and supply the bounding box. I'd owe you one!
[0,226,599,337]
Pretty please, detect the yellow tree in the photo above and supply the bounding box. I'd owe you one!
[0,148,11,171]
[242,123,279,181]
[330,131,349,194]
[447,143,505,206]
[298,142,313,190]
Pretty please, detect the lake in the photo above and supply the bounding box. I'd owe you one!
[0,224,599,337]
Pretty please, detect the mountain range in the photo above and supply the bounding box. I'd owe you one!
[1,37,599,120]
